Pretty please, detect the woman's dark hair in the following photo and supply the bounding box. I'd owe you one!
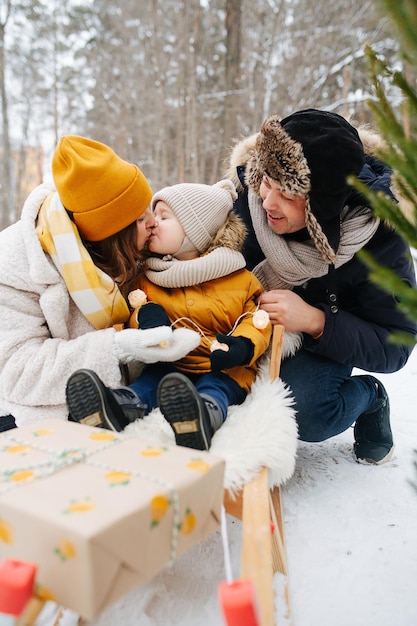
[83,221,143,298]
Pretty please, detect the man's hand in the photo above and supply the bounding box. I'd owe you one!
[259,289,325,337]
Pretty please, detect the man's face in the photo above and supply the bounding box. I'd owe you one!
[259,174,307,235]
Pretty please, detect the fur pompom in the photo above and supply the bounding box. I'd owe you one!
[215,178,238,202]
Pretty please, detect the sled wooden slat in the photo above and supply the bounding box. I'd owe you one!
[224,324,292,626]
[270,486,287,574]
[269,323,283,382]
[223,488,243,519]
[241,466,274,626]
[270,486,292,616]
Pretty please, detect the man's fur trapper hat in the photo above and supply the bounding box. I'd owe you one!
[246,109,365,263]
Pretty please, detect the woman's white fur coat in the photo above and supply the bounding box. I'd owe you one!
[0,184,128,426]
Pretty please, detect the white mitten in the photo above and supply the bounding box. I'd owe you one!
[114,326,172,363]
[140,327,201,363]
[114,327,200,364]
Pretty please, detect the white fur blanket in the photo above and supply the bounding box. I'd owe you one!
[125,332,300,496]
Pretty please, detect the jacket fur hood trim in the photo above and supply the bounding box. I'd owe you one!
[205,211,247,254]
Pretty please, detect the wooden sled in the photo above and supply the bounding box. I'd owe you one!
[223,324,292,626]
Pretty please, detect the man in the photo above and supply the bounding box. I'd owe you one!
[226,108,416,464]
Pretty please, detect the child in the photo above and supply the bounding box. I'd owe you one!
[66,180,272,450]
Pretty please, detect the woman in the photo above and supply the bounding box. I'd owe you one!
[0,135,199,431]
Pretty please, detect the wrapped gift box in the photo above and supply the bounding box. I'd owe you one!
[0,418,225,620]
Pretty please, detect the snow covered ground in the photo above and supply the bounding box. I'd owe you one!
[87,346,417,626]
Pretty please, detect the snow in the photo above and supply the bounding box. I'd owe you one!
[86,347,417,626]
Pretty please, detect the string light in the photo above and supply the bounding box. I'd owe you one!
[128,289,271,351]
[171,304,270,352]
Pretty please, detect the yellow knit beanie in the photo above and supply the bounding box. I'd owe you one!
[52,135,153,241]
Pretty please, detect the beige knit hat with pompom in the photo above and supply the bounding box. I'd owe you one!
[151,179,237,253]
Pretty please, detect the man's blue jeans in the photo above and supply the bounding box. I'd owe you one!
[280,348,379,442]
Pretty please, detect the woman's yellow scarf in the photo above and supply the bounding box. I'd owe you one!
[36,193,130,329]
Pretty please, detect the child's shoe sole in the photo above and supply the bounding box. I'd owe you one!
[157,373,212,450]
[66,369,123,432]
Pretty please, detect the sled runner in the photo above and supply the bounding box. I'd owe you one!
[222,324,293,626]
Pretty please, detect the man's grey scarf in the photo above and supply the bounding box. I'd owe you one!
[248,191,380,290]
[145,247,246,288]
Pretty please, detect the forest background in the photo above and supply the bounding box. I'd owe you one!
[0,0,408,230]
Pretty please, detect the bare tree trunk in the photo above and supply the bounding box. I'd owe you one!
[51,1,60,145]
[342,65,352,119]
[15,113,29,213]
[176,85,186,182]
[0,1,12,228]
[150,0,170,185]
[222,0,242,158]
[185,2,201,181]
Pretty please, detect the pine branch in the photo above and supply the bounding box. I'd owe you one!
[350,5,417,336]
[351,177,417,247]
[378,0,417,64]
[359,249,417,330]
